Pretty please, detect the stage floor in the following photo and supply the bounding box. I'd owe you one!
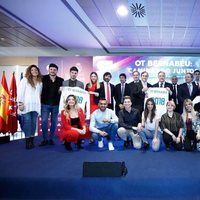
[0,137,200,200]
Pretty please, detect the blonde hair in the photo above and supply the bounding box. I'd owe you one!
[166,100,176,110]
[182,99,197,123]
[63,95,80,119]
[88,72,100,89]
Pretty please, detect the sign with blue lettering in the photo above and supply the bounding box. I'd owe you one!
[146,88,169,118]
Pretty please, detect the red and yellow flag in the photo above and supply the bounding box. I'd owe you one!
[8,72,18,134]
[0,71,9,134]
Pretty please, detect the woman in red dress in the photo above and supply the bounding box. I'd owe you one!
[59,95,90,151]
[85,72,101,144]
[85,72,101,114]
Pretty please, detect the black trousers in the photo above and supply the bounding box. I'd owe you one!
[184,130,197,151]
[163,131,182,151]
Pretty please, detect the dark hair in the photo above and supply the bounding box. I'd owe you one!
[25,65,42,87]
[49,63,58,70]
[132,71,140,75]
[144,98,156,123]
[119,73,126,79]
[186,72,193,79]
[141,71,148,76]
[98,98,107,103]
[70,66,78,72]
[103,72,112,78]
[194,70,200,74]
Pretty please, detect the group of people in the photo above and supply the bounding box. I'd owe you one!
[17,63,200,152]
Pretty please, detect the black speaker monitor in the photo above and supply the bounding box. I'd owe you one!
[83,161,128,177]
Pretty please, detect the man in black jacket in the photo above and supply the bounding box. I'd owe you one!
[39,63,64,146]
[114,73,130,116]
[99,72,115,110]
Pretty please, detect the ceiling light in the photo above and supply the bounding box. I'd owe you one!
[0,37,5,41]
[117,5,128,16]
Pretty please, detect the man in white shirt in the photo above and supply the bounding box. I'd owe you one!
[89,98,118,151]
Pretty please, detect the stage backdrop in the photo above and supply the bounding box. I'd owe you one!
[93,56,200,85]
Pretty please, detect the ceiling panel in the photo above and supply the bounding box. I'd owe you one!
[0,0,200,55]
[0,11,56,47]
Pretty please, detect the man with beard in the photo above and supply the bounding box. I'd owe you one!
[99,72,115,110]
[39,63,64,146]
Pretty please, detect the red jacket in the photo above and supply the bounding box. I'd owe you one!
[60,108,85,131]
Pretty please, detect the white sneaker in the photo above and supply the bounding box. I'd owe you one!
[98,139,104,148]
[108,142,115,151]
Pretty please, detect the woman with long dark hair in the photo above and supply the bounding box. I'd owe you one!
[138,98,162,151]
[18,65,42,149]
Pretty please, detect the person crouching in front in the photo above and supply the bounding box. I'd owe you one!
[89,98,118,151]
[59,95,90,151]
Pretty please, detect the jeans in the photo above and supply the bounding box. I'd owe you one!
[92,123,118,142]
[22,111,38,138]
[139,128,162,151]
[41,104,59,140]
[139,129,162,143]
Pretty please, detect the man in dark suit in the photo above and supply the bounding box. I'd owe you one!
[171,75,181,114]
[62,66,84,89]
[141,71,152,96]
[114,73,130,116]
[99,72,115,110]
[193,69,200,95]
[153,71,173,99]
[178,73,198,114]
[129,71,151,114]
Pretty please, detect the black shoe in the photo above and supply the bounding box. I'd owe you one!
[123,140,129,149]
[64,141,72,151]
[49,139,55,145]
[77,140,84,149]
[143,142,149,150]
[25,138,30,149]
[29,137,35,149]
[39,140,48,147]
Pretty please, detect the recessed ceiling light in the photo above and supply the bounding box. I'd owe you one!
[0,37,5,41]
[117,5,128,16]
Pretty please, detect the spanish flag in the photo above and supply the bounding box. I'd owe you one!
[0,71,9,134]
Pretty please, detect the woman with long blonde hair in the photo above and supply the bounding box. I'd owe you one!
[59,95,91,150]
[17,65,42,149]
[85,72,101,114]
[182,99,200,151]
[85,72,101,144]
